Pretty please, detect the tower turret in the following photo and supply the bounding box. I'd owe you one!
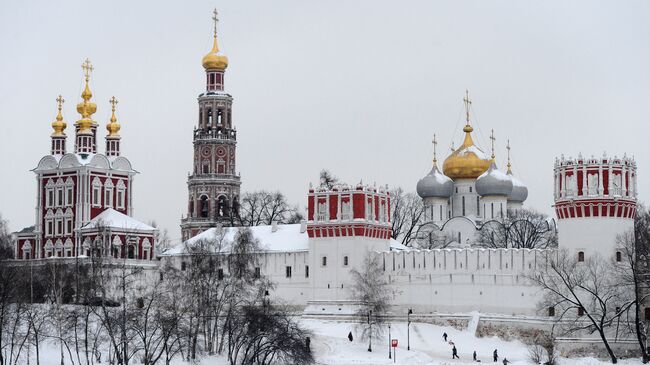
[51,95,67,155]
[105,96,121,157]
[554,153,637,259]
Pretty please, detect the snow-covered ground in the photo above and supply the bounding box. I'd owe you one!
[31,318,641,365]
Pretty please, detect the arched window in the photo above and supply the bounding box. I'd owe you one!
[127,245,135,259]
[200,195,209,218]
[578,251,585,262]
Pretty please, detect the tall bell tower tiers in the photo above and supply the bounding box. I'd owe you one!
[181,9,241,241]
[554,154,637,259]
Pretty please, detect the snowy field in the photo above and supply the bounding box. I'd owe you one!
[30,318,641,365]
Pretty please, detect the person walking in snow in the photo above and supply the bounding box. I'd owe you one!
[348,331,353,342]
[473,350,477,361]
[493,349,498,362]
[443,332,448,342]
[502,358,510,365]
[452,345,459,359]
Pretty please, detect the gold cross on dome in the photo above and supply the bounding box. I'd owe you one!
[490,129,496,159]
[109,96,118,111]
[432,134,438,164]
[463,89,472,123]
[56,95,65,110]
[212,8,219,37]
[82,58,93,80]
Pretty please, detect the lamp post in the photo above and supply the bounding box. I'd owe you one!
[407,308,413,350]
[388,323,391,359]
[368,310,372,352]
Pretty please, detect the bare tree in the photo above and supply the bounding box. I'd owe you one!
[237,191,302,227]
[530,250,625,363]
[476,208,557,249]
[319,169,338,189]
[390,188,425,246]
[613,205,650,363]
[414,223,455,249]
[350,253,391,352]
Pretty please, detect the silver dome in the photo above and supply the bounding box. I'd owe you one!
[416,165,454,199]
[507,171,528,202]
[475,162,513,197]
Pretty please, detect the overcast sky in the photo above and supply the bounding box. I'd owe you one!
[1,0,648,245]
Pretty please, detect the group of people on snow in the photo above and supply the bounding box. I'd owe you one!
[443,332,510,364]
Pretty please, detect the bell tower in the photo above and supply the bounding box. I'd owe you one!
[181,9,241,241]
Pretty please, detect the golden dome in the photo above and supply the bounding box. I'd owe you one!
[51,95,67,136]
[442,124,492,180]
[106,96,121,137]
[75,59,97,134]
[202,36,229,70]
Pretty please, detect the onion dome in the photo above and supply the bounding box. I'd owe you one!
[417,165,454,199]
[442,92,491,179]
[106,96,120,137]
[505,142,527,202]
[51,95,67,136]
[476,161,513,197]
[75,59,97,134]
[202,10,229,70]
[508,171,528,202]
[417,134,454,198]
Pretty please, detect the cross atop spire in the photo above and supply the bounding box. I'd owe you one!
[463,89,472,124]
[56,95,65,112]
[82,58,93,81]
[432,134,438,165]
[212,8,219,38]
[109,96,118,123]
[490,129,496,160]
[506,139,512,173]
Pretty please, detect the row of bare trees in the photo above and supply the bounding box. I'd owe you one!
[0,216,312,365]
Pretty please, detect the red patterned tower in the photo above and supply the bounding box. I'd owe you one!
[181,9,241,241]
[554,153,637,259]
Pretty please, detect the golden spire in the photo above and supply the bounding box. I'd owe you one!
[106,96,121,137]
[432,134,438,165]
[463,89,473,132]
[506,139,512,173]
[51,95,67,136]
[76,58,97,133]
[489,129,496,160]
[441,90,491,180]
[202,8,229,70]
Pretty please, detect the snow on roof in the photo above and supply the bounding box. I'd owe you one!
[389,239,410,251]
[457,145,489,160]
[82,208,156,231]
[163,223,309,255]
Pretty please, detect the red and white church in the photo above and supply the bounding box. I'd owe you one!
[14,60,157,261]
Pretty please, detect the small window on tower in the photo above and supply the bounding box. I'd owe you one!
[616,251,622,262]
[343,256,349,266]
[305,265,309,278]
[322,256,327,267]
[285,266,292,278]
[578,307,584,316]
[578,251,585,262]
